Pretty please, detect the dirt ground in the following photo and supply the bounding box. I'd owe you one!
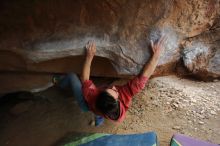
[0,75,219,146]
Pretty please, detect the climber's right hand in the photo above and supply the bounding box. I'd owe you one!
[86,40,96,59]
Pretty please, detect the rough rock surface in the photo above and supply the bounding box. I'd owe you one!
[182,16,220,79]
[0,72,53,94]
[0,0,219,78]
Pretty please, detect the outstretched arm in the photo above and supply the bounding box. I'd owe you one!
[81,41,96,82]
[115,36,167,110]
[141,36,167,78]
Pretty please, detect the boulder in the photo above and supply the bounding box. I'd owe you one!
[182,17,220,80]
[0,0,219,79]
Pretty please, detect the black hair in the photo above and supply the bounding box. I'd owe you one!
[96,91,120,120]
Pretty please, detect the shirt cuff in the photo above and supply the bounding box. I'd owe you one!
[82,80,93,88]
[138,75,148,82]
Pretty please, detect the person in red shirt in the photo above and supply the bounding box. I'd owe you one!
[81,37,167,125]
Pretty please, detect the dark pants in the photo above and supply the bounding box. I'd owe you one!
[59,73,104,126]
[59,73,89,112]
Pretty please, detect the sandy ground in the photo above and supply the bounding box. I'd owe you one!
[0,75,219,146]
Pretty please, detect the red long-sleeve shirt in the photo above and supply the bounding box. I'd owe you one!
[82,75,148,122]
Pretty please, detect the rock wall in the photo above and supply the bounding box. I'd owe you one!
[0,0,219,79]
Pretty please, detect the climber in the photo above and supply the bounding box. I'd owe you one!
[53,36,166,126]
[81,36,167,126]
